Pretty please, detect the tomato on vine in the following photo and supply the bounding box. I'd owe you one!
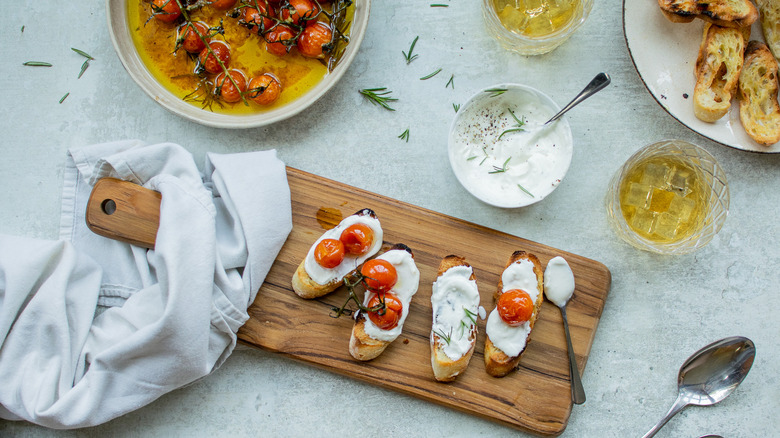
[297,22,333,58]
[497,289,534,327]
[314,238,345,269]
[178,21,210,53]
[339,224,374,255]
[280,0,320,25]
[151,0,181,23]
[214,69,247,103]
[366,292,403,330]
[265,24,296,56]
[360,259,397,293]
[198,40,231,74]
[247,74,282,105]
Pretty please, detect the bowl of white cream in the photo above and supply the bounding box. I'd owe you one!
[448,84,573,208]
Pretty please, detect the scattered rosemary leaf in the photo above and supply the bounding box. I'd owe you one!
[21,25,25,33]
[402,36,419,65]
[453,103,461,112]
[398,128,410,142]
[420,68,442,80]
[23,61,52,67]
[479,156,487,166]
[433,328,452,345]
[517,183,535,198]
[489,157,511,174]
[467,155,477,161]
[59,92,70,104]
[498,108,527,139]
[359,87,397,111]
[485,88,507,97]
[71,48,95,60]
[430,3,449,6]
[445,74,454,89]
[77,60,90,79]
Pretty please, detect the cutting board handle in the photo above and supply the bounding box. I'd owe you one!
[85,178,161,249]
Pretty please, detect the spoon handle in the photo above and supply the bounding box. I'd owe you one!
[642,394,689,438]
[546,72,611,124]
[560,305,586,404]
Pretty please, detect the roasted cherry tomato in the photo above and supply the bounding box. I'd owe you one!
[360,259,397,293]
[265,24,296,56]
[366,292,403,330]
[314,238,345,268]
[247,74,282,105]
[280,0,320,25]
[179,21,210,54]
[297,21,332,58]
[241,2,274,33]
[214,69,247,103]
[209,0,237,9]
[497,289,534,327]
[151,0,181,23]
[339,223,374,255]
[198,40,231,74]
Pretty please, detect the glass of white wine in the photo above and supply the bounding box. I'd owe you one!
[605,140,730,255]
[482,0,594,55]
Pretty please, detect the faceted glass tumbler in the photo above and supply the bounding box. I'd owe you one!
[605,140,730,255]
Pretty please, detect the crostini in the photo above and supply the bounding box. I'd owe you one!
[430,255,481,382]
[693,23,746,123]
[484,251,544,377]
[349,244,420,361]
[657,0,758,28]
[738,41,780,146]
[292,208,383,299]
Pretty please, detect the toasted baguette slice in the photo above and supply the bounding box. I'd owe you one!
[693,23,746,122]
[484,251,544,378]
[292,208,381,299]
[430,255,480,382]
[757,0,780,61]
[657,0,758,28]
[738,41,780,146]
[349,244,419,361]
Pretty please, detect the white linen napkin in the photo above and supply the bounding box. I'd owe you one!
[0,140,292,429]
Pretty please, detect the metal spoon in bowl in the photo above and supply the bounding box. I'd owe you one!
[641,336,756,438]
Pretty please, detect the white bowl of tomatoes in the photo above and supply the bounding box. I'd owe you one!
[107,0,370,128]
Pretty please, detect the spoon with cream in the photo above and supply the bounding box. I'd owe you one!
[544,256,586,404]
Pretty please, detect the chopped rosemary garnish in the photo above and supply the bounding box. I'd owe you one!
[420,68,442,80]
[430,3,449,6]
[485,88,507,97]
[446,74,454,89]
[398,128,410,142]
[453,103,461,112]
[359,87,397,111]
[59,92,69,104]
[467,156,477,161]
[433,328,452,345]
[479,156,487,166]
[77,60,90,79]
[23,61,52,67]
[463,307,477,324]
[21,25,24,33]
[497,108,527,139]
[517,184,535,197]
[71,48,95,60]
[402,35,419,65]
[489,157,511,174]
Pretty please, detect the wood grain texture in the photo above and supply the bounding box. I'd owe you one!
[238,167,612,436]
[85,178,160,249]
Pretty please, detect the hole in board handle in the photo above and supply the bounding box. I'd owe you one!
[101,199,117,215]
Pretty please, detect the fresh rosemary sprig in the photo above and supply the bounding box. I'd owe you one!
[330,272,388,319]
[359,87,397,111]
[463,307,477,324]
[445,74,454,89]
[517,184,535,198]
[498,108,527,139]
[489,157,511,174]
[420,68,442,80]
[398,128,410,142]
[485,87,507,97]
[433,328,452,345]
[402,35,419,65]
[23,61,52,67]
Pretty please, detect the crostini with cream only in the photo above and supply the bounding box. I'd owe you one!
[292,208,383,299]
[484,251,544,377]
[430,255,481,382]
[349,244,420,361]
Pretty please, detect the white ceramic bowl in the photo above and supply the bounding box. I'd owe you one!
[106,0,370,129]
[448,84,573,208]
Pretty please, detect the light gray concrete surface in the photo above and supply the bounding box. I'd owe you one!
[1,1,777,437]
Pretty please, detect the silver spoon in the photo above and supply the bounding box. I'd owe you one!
[558,301,586,404]
[642,336,756,438]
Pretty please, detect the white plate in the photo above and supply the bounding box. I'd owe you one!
[623,0,780,153]
[106,0,370,129]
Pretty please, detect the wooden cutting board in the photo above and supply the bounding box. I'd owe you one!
[238,167,611,436]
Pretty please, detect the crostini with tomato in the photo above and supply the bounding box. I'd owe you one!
[483,251,544,377]
[292,209,383,299]
[349,244,420,361]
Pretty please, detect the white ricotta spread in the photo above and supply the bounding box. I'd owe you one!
[485,258,540,357]
[449,87,572,207]
[430,265,480,361]
[303,213,383,285]
[543,256,575,307]
[362,249,420,342]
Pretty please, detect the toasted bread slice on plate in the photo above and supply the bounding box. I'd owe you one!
[484,251,544,377]
[693,23,746,122]
[738,41,780,146]
[657,0,758,28]
[292,208,382,299]
[430,255,481,382]
[349,244,420,361]
[757,0,780,61]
